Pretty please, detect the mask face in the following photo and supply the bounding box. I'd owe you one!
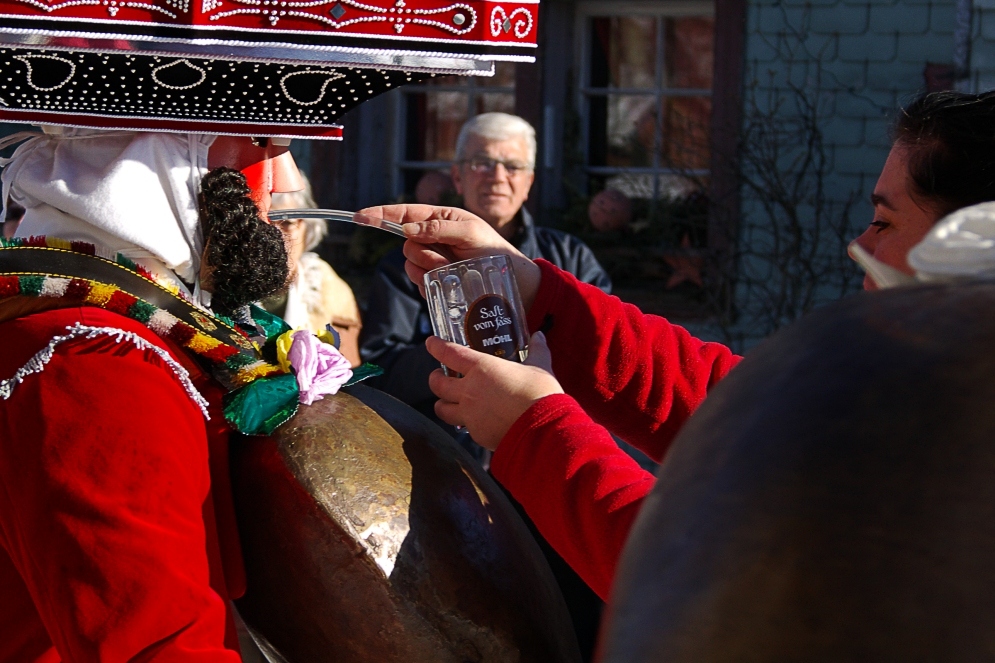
[207,136,306,214]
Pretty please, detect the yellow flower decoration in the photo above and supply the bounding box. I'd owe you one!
[275,328,305,373]
[316,328,338,346]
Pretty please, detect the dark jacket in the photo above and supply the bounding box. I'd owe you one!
[360,208,611,422]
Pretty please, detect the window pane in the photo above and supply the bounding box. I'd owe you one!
[475,92,515,115]
[404,91,468,162]
[588,94,656,168]
[478,61,517,89]
[588,16,657,89]
[659,95,711,170]
[664,17,714,89]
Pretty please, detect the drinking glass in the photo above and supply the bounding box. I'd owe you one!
[424,255,530,367]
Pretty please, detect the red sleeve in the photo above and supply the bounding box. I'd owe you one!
[490,261,741,599]
[527,259,741,462]
[0,307,240,662]
[490,394,652,601]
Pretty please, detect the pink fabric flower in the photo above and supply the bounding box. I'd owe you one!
[287,330,353,405]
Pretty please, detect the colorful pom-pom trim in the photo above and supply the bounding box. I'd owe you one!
[0,237,283,394]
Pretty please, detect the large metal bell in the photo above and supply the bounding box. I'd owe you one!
[599,282,995,662]
[231,384,581,663]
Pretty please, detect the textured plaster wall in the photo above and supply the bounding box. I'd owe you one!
[745,0,958,233]
[971,0,995,90]
[726,0,959,345]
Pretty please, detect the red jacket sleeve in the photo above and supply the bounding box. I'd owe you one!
[490,394,652,600]
[525,259,740,462]
[490,261,741,600]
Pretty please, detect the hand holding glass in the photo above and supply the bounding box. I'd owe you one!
[424,255,530,372]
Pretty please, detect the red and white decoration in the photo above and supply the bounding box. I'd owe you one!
[0,0,538,46]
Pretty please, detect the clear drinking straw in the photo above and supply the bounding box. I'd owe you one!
[267,208,407,238]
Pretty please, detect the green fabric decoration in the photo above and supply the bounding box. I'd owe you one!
[224,372,299,435]
[345,363,384,386]
[259,400,299,435]
[249,304,291,342]
[224,363,383,435]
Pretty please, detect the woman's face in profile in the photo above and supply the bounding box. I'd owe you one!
[852,144,941,290]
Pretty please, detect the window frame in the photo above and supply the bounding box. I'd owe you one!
[574,0,716,200]
[390,68,516,198]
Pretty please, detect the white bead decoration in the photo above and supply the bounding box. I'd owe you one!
[151,59,207,89]
[1,45,425,129]
[13,54,77,91]
[489,6,532,39]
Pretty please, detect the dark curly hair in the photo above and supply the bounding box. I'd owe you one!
[198,167,289,315]
[893,90,995,217]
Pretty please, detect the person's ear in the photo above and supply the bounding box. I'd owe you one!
[451,162,465,195]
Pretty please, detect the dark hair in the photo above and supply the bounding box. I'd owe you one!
[198,167,289,315]
[893,90,995,218]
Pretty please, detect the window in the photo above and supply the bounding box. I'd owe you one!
[578,1,714,201]
[393,63,516,197]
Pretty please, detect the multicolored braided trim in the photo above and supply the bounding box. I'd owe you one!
[0,271,282,387]
[0,236,284,389]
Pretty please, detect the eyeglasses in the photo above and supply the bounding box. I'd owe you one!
[461,157,532,176]
[269,217,303,231]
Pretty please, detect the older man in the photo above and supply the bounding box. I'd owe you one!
[362,112,610,426]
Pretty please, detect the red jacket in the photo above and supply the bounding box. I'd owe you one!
[490,260,741,601]
[0,307,243,662]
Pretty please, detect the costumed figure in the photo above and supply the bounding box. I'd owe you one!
[0,2,582,661]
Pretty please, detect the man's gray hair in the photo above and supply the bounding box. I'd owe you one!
[455,112,536,170]
[270,173,326,252]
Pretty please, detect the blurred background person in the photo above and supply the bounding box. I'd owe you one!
[264,175,363,366]
[361,112,611,432]
[413,169,456,207]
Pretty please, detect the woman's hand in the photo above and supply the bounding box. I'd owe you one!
[426,332,563,451]
[357,204,542,311]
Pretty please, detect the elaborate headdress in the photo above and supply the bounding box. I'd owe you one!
[0,0,538,137]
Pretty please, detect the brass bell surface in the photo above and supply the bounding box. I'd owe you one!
[600,282,995,662]
[231,384,581,663]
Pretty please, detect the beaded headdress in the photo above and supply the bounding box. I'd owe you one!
[0,0,538,137]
